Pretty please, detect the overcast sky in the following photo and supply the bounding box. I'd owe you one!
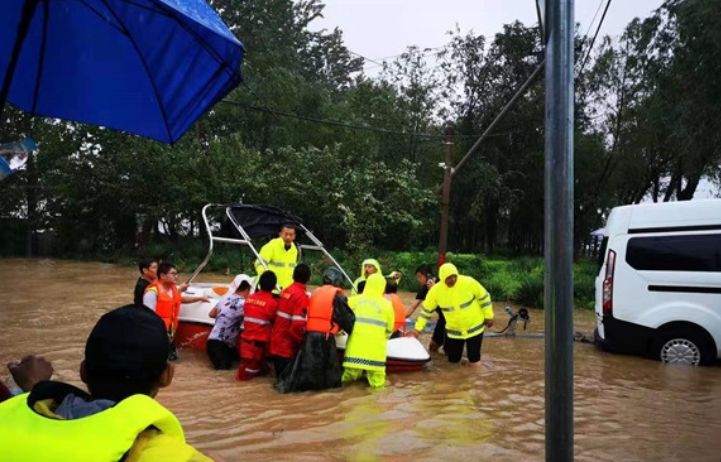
[310,0,664,72]
[307,0,718,199]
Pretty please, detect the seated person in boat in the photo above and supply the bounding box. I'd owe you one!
[236,271,278,381]
[276,267,355,393]
[0,305,214,461]
[268,264,311,378]
[343,273,395,389]
[143,263,209,360]
[206,275,253,370]
[384,278,407,338]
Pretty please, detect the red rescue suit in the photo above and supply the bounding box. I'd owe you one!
[237,291,278,381]
[269,282,309,359]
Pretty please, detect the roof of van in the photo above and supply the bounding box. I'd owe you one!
[606,199,721,235]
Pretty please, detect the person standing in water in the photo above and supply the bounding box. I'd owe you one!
[133,257,158,306]
[343,273,395,389]
[353,258,400,293]
[143,263,209,360]
[409,263,493,367]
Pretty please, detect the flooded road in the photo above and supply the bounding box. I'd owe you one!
[1,258,720,461]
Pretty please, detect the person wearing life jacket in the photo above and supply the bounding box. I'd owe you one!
[143,263,209,361]
[268,264,311,378]
[409,263,494,367]
[342,273,395,389]
[384,278,407,338]
[275,267,355,393]
[237,271,279,381]
[353,258,401,294]
[254,224,298,290]
[0,305,213,462]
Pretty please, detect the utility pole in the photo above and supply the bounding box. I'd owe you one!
[544,0,574,461]
[437,122,454,268]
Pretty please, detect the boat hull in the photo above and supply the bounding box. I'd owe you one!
[178,294,431,373]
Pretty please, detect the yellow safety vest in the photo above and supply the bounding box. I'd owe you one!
[414,263,493,340]
[0,392,185,462]
[344,274,395,372]
[254,237,298,289]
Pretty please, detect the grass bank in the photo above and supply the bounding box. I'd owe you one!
[93,240,598,310]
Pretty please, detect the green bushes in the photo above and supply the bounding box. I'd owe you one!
[89,239,598,309]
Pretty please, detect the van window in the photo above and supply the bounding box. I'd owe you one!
[626,234,721,272]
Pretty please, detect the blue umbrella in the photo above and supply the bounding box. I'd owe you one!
[0,0,244,144]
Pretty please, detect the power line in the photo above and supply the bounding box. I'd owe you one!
[219,99,445,139]
[218,99,515,141]
[578,0,612,74]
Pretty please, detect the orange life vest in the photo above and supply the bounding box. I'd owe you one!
[145,281,181,334]
[386,293,406,333]
[306,285,343,335]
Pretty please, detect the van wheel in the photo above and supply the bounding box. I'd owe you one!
[655,328,715,366]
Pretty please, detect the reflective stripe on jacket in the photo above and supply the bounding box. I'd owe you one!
[344,274,395,372]
[269,282,309,358]
[414,263,493,340]
[241,291,278,343]
[254,237,298,289]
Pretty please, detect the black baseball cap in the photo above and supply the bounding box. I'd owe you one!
[84,305,169,382]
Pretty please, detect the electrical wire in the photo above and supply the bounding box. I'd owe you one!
[578,0,612,74]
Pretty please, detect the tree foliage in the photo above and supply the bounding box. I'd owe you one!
[1,0,719,260]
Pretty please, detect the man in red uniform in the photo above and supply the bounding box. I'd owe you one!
[236,271,279,381]
[268,264,311,378]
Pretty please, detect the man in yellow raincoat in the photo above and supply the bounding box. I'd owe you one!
[410,263,494,367]
[342,273,395,388]
[254,224,298,290]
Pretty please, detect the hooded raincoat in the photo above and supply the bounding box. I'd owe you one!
[414,263,493,340]
[344,274,395,372]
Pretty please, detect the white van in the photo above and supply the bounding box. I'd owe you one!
[594,199,721,366]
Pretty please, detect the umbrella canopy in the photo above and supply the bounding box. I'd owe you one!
[0,0,244,143]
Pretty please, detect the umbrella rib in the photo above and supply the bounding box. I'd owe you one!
[98,0,173,142]
[150,1,240,78]
[75,0,126,35]
[31,0,50,113]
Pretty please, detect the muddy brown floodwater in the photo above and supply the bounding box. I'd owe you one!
[1,259,720,461]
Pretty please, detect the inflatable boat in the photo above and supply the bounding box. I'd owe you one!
[175,203,430,373]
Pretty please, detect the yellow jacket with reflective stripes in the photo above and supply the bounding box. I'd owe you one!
[0,391,209,462]
[254,237,298,289]
[344,273,395,372]
[414,263,493,340]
